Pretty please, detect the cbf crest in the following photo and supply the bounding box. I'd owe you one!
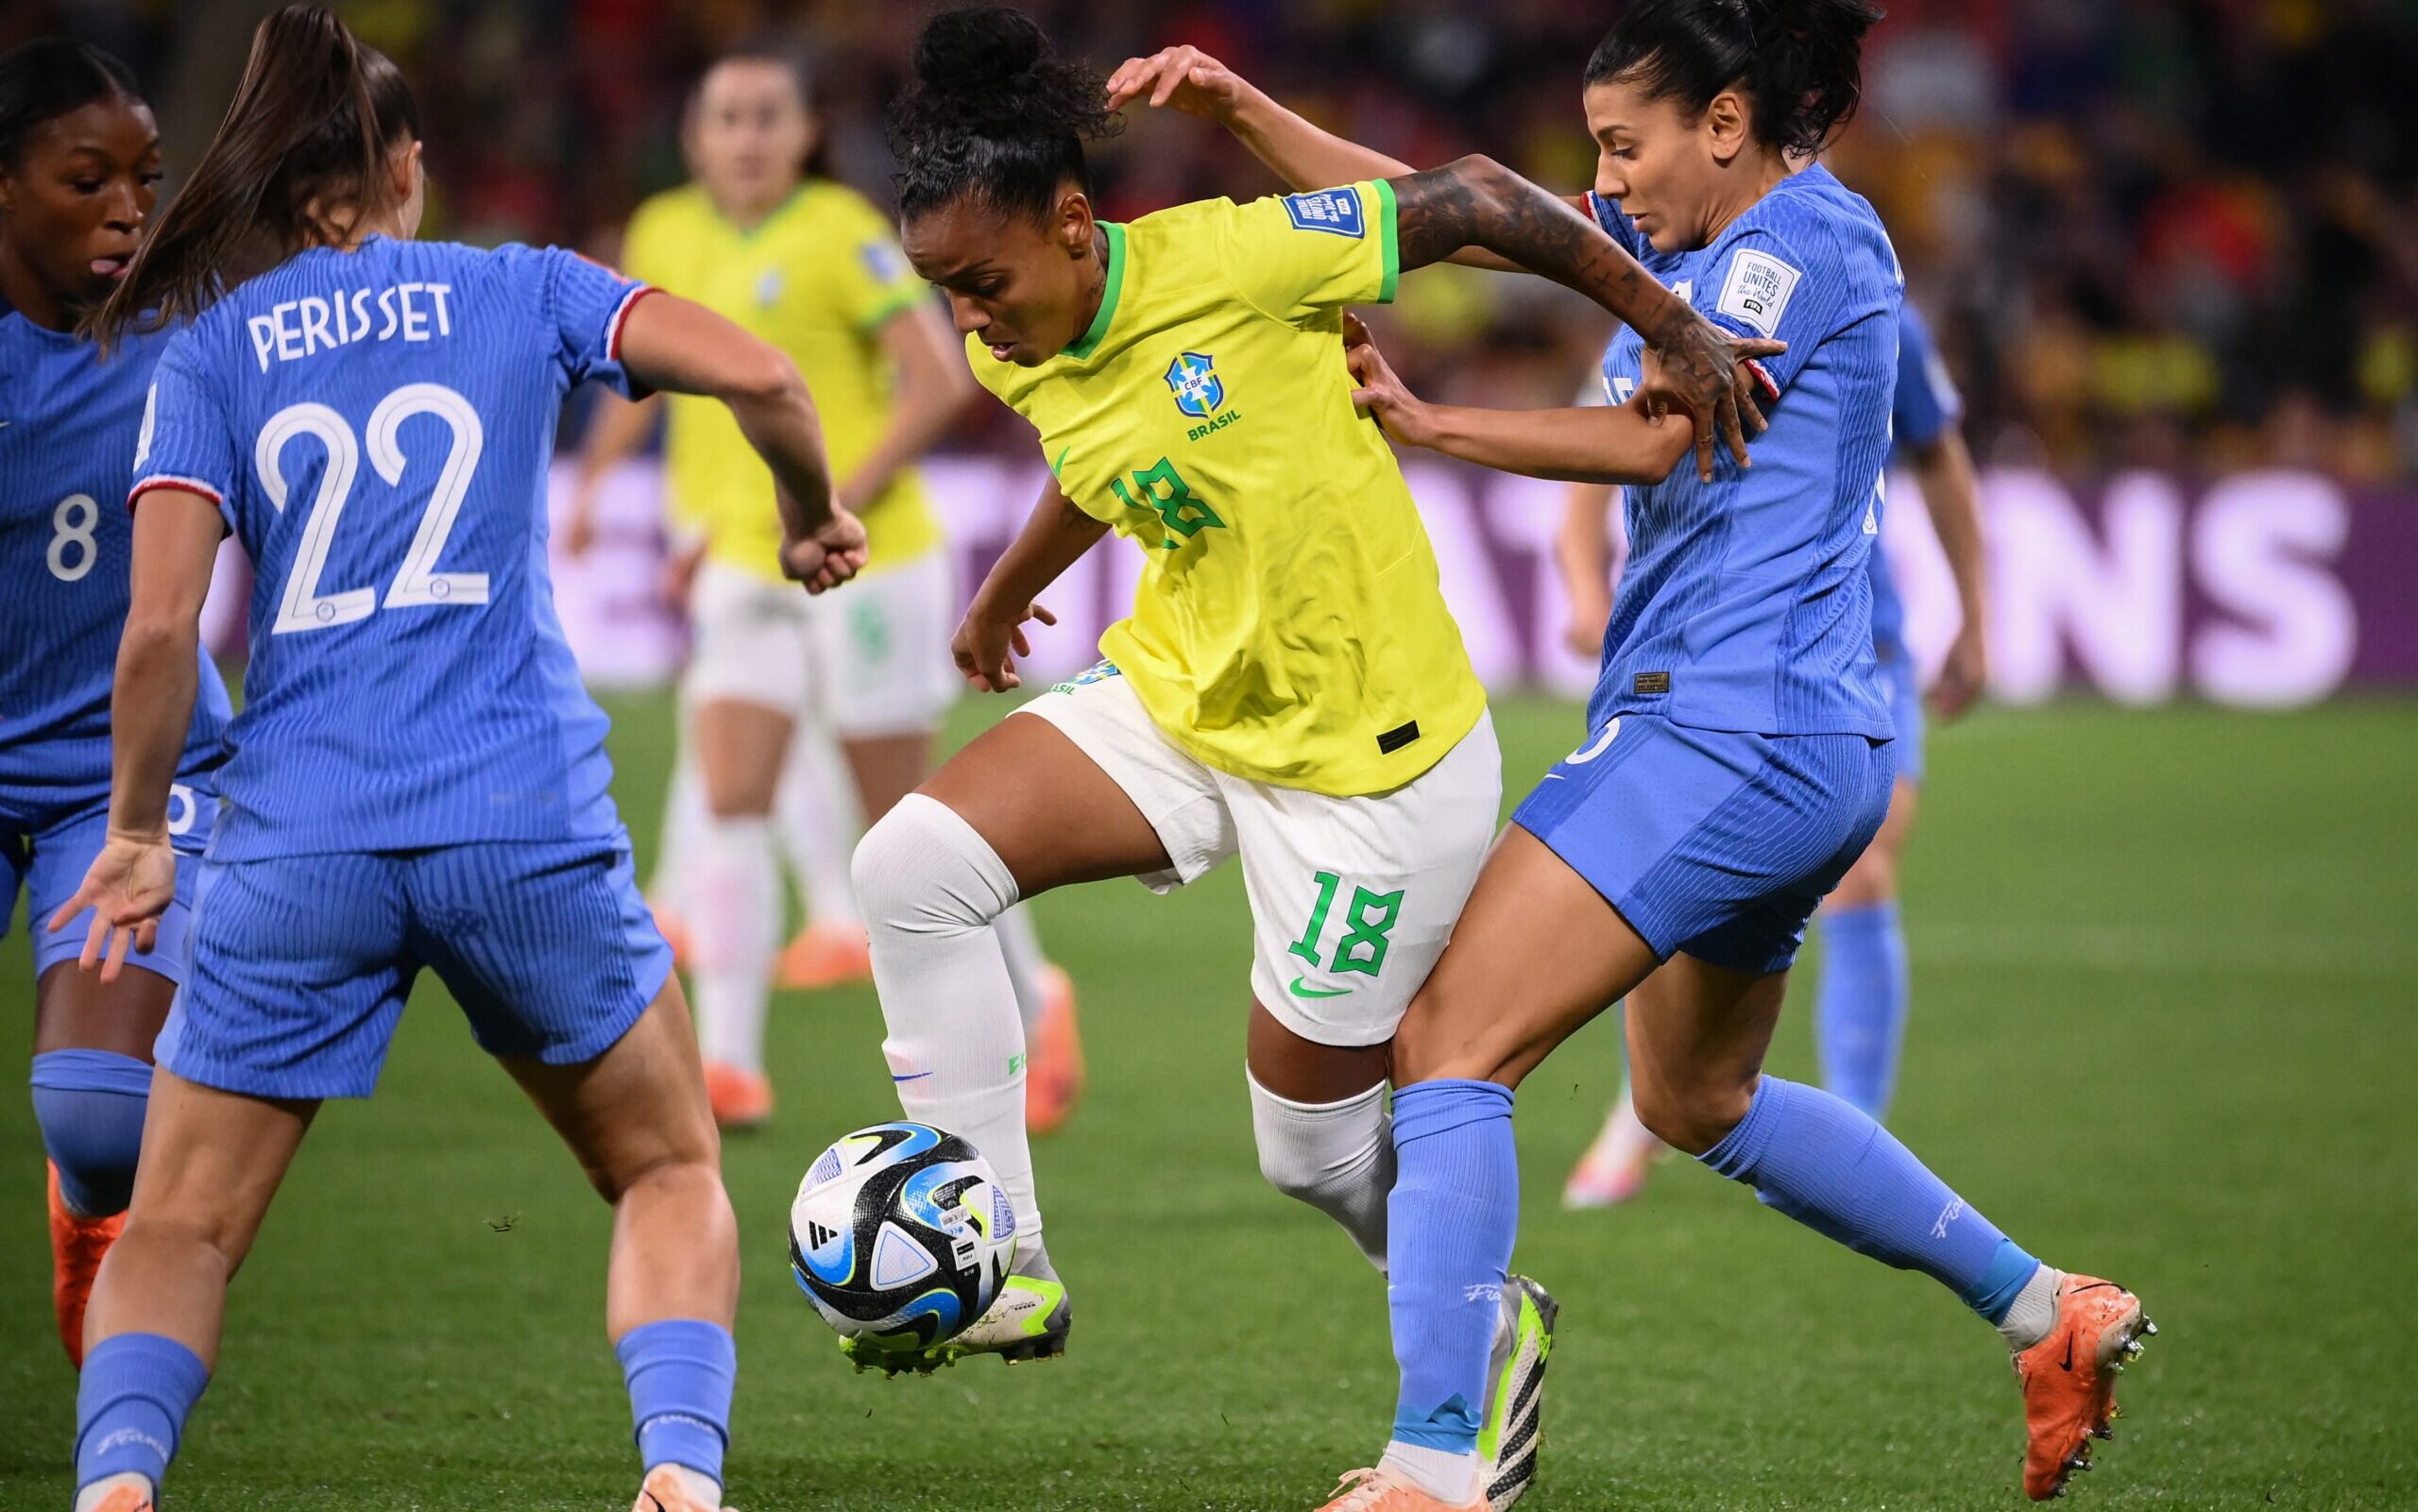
[1165,352,1225,419]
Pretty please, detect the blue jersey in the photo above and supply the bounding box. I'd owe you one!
[1867,299,1963,654]
[1586,164,1899,739]
[131,237,654,860]
[0,304,230,824]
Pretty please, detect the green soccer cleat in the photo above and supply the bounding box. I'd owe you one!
[1477,1275,1558,1511]
[841,1248,1071,1375]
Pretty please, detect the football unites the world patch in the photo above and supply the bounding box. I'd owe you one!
[1282,189,1366,238]
[1165,352,1226,418]
[1716,248,1800,336]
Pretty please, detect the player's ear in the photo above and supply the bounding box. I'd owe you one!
[1705,88,1751,164]
[1056,189,1095,260]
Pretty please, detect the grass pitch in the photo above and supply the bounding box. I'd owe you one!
[3,693,2413,1509]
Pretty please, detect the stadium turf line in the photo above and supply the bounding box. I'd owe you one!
[2,694,2411,1509]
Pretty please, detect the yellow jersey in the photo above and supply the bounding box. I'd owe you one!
[622,179,942,581]
[973,181,1486,798]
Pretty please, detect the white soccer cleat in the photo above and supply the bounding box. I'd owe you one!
[842,1247,1070,1374]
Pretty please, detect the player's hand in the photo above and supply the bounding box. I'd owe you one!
[1564,582,1612,659]
[658,536,707,610]
[1105,45,1250,120]
[1343,314,1439,449]
[560,477,605,558]
[952,597,1059,693]
[1931,622,1988,720]
[1642,304,1784,482]
[780,508,870,595]
[47,827,177,983]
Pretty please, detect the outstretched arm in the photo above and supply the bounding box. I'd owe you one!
[615,292,864,592]
[1106,45,1564,273]
[1388,155,1782,479]
[1345,316,1691,485]
[954,473,1107,693]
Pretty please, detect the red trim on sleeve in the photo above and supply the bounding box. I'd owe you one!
[128,475,225,514]
[606,284,662,362]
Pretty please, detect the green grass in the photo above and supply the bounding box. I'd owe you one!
[5,695,2414,1509]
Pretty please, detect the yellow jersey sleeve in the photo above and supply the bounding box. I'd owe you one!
[818,191,931,333]
[618,191,689,288]
[1218,181,1401,324]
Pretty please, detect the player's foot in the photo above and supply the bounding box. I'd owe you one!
[775,919,872,990]
[49,1162,124,1368]
[1312,1468,1484,1511]
[70,1472,154,1512]
[1561,1096,1662,1209]
[1024,964,1085,1136]
[630,1464,723,1512]
[2013,1272,2155,1500]
[649,898,693,971]
[700,1061,773,1130]
[842,1246,1070,1375]
[1477,1276,1558,1510]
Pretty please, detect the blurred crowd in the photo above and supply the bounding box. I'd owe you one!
[17,0,2418,482]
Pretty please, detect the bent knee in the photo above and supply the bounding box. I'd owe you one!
[851,794,1010,931]
[1633,1079,1757,1156]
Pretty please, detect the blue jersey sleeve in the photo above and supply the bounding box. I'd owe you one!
[1582,192,1650,263]
[1892,300,1962,450]
[129,334,237,526]
[498,244,656,397]
[1695,223,1879,397]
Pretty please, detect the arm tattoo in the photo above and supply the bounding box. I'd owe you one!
[1390,156,1684,344]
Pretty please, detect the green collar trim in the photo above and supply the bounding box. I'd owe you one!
[1064,222,1127,361]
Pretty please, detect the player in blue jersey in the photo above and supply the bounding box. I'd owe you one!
[1114,4,2151,1506]
[1560,295,1989,1204]
[0,38,231,1369]
[47,10,861,1512]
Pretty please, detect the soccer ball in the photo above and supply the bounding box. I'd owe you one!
[788,1121,1016,1357]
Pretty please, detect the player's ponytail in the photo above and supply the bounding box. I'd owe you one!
[88,3,421,346]
[1585,0,1882,158]
[0,38,143,170]
[888,5,1122,224]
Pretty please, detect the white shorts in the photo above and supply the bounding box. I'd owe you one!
[684,552,958,738]
[1015,667,1501,1047]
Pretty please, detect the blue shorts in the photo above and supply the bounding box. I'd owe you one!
[2,782,216,984]
[1512,714,1896,974]
[1876,637,1925,786]
[156,836,672,1100]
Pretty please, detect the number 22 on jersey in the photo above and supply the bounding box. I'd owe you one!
[254,382,487,635]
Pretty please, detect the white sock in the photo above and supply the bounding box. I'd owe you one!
[993,903,1049,1035]
[1997,1264,2066,1351]
[691,815,775,1074]
[74,1473,154,1512]
[650,741,707,915]
[1248,1072,1393,1272]
[777,724,862,929]
[852,794,1042,1252]
[1379,1441,1479,1504]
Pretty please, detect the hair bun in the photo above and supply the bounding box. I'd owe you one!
[912,7,1049,104]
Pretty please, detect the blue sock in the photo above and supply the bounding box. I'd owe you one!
[76,1333,209,1493]
[32,1049,153,1217]
[1703,1076,2041,1323]
[1386,1079,1517,1454]
[616,1318,735,1487]
[1814,903,1909,1121]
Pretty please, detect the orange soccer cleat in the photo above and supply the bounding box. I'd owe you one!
[49,1161,124,1368]
[1024,965,1085,1136]
[1312,1468,1485,1512]
[775,919,873,990]
[2013,1272,2156,1500]
[631,1464,723,1512]
[700,1061,774,1130]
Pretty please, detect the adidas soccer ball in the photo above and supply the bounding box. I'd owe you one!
[789,1121,1016,1357]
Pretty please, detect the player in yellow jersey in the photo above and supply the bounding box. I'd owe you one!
[570,44,1077,1129]
[845,13,1773,1493]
